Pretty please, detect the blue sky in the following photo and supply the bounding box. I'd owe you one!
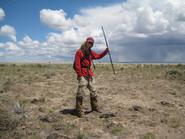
[0,0,125,42]
[0,0,185,63]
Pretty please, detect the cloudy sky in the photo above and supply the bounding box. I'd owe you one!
[0,0,185,63]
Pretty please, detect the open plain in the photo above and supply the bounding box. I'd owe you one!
[0,63,185,139]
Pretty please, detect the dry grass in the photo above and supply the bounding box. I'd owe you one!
[0,63,185,139]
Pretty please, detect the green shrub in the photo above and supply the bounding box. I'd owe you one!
[111,126,123,135]
[43,72,56,79]
[165,69,183,80]
[77,131,88,139]
[0,64,6,67]
[1,78,13,92]
[168,117,181,128]
[141,132,155,139]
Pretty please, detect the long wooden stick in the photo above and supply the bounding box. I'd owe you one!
[101,26,116,74]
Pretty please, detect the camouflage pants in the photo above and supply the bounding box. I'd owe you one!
[77,77,97,98]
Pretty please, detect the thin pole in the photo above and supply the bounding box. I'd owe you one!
[101,26,116,74]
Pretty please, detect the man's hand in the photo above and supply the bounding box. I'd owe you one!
[106,47,110,52]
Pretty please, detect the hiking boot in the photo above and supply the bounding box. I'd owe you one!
[90,96,101,113]
[75,96,84,117]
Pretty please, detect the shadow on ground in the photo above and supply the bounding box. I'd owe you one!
[60,108,93,116]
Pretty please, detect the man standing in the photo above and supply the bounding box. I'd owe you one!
[74,37,109,117]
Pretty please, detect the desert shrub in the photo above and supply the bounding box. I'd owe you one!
[136,65,141,69]
[168,117,181,128]
[43,71,56,79]
[175,64,185,71]
[62,123,76,135]
[17,68,21,72]
[176,64,183,67]
[0,64,6,67]
[9,64,16,67]
[141,132,155,139]
[160,64,164,68]
[0,102,19,133]
[106,122,125,135]
[111,126,123,135]
[19,99,29,109]
[0,78,14,92]
[165,69,183,80]
[36,64,47,68]
[120,67,124,70]
[77,131,88,139]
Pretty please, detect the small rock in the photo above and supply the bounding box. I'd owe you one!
[0,90,4,93]
[31,97,45,104]
[169,92,176,96]
[133,105,142,111]
[38,115,55,123]
[179,104,183,107]
[148,108,156,112]
[129,105,143,112]
[131,114,137,118]
[54,126,62,131]
[160,101,174,107]
[38,107,46,113]
[160,119,167,124]
[22,125,26,130]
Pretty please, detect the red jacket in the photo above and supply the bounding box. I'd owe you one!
[74,48,108,79]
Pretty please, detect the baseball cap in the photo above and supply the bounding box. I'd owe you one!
[86,37,94,43]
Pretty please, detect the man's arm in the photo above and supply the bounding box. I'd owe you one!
[91,48,108,59]
[75,50,83,78]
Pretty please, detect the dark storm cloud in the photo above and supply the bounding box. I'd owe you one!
[110,32,185,62]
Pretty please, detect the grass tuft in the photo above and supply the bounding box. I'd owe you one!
[141,132,155,139]
[165,69,183,80]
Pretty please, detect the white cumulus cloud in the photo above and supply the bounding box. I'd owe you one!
[40,9,73,31]
[36,0,185,62]
[0,42,21,52]
[18,35,40,48]
[2,0,185,62]
[0,8,5,20]
[0,25,17,42]
[134,6,169,34]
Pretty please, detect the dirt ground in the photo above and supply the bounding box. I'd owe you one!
[0,63,185,139]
